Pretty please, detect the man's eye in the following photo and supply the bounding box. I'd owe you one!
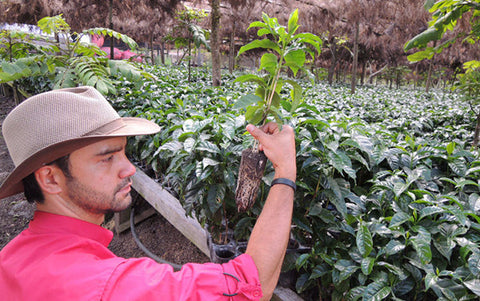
[102,155,114,162]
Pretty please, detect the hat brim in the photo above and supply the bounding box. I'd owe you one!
[0,117,160,200]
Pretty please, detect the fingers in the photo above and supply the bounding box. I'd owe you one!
[245,122,296,179]
[246,122,282,142]
[258,122,280,135]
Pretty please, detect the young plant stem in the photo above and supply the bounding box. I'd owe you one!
[264,58,283,122]
[252,57,284,153]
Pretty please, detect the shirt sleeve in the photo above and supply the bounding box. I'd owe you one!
[101,254,262,301]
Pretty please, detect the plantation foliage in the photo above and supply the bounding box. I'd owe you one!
[107,66,480,300]
[12,65,479,299]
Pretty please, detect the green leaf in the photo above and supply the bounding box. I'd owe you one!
[37,15,70,35]
[94,80,108,95]
[246,21,268,31]
[424,273,437,290]
[404,26,443,51]
[448,159,467,177]
[446,141,455,155]
[363,279,391,301]
[295,273,310,294]
[256,28,270,37]
[234,74,267,87]
[466,165,480,176]
[328,150,356,180]
[287,9,299,34]
[361,257,375,275]
[433,236,455,261]
[464,279,480,296]
[295,253,310,270]
[410,227,432,264]
[269,91,282,109]
[406,48,436,62]
[390,212,411,228]
[468,252,480,276]
[245,105,264,125]
[284,49,305,76]
[259,52,278,75]
[447,206,467,226]
[385,240,405,256]
[237,39,281,56]
[326,177,348,217]
[419,206,444,219]
[334,259,359,283]
[293,32,322,54]
[202,157,219,168]
[233,94,263,110]
[206,184,222,214]
[308,203,336,223]
[285,79,303,112]
[357,224,373,257]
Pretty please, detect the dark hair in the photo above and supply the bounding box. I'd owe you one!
[22,155,71,203]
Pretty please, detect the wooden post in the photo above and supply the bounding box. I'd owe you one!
[131,168,209,256]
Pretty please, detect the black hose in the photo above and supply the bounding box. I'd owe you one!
[129,202,183,271]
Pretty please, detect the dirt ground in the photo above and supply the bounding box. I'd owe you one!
[0,95,209,265]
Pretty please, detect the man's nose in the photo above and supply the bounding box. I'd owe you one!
[119,155,136,179]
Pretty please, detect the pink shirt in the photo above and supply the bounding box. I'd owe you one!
[0,211,262,300]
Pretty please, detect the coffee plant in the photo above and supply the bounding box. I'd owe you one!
[106,64,480,300]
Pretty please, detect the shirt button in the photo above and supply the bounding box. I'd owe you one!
[253,290,261,297]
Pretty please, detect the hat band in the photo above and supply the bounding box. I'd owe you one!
[83,118,126,136]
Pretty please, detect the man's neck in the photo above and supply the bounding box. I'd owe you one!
[36,197,105,225]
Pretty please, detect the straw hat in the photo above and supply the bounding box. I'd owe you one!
[0,86,160,199]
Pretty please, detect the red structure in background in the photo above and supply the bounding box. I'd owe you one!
[91,35,143,62]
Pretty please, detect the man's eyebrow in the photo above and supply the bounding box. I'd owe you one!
[95,145,124,156]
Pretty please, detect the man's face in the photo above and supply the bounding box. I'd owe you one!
[61,137,136,215]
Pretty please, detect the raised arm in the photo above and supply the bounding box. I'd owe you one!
[244,122,296,300]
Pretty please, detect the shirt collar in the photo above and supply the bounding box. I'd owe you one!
[28,211,114,247]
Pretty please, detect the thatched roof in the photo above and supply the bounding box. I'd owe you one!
[0,0,182,43]
[1,0,479,71]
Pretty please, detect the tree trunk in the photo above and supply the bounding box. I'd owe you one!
[336,64,341,83]
[160,41,165,65]
[210,0,221,86]
[350,20,359,94]
[426,42,437,93]
[188,41,192,82]
[414,64,419,89]
[426,59,433,93]
[361,61,366,85]
[109,0,114,60]
[327,43,336,85]
[228,21,236,74]
[150,34,155,65]
[473,111,480,148]
[396,69,401,89]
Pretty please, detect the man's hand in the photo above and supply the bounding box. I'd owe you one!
[246,122,296,181]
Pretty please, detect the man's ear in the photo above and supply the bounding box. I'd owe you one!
[34,165,64,195]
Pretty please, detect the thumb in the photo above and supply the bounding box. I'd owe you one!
[246,124,264,141]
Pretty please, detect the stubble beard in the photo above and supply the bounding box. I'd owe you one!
[66,176,132,215]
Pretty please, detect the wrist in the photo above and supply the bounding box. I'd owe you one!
[271,178,296,192]
[274,168,296,182]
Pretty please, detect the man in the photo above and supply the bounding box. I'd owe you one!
[0,86,296,300]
